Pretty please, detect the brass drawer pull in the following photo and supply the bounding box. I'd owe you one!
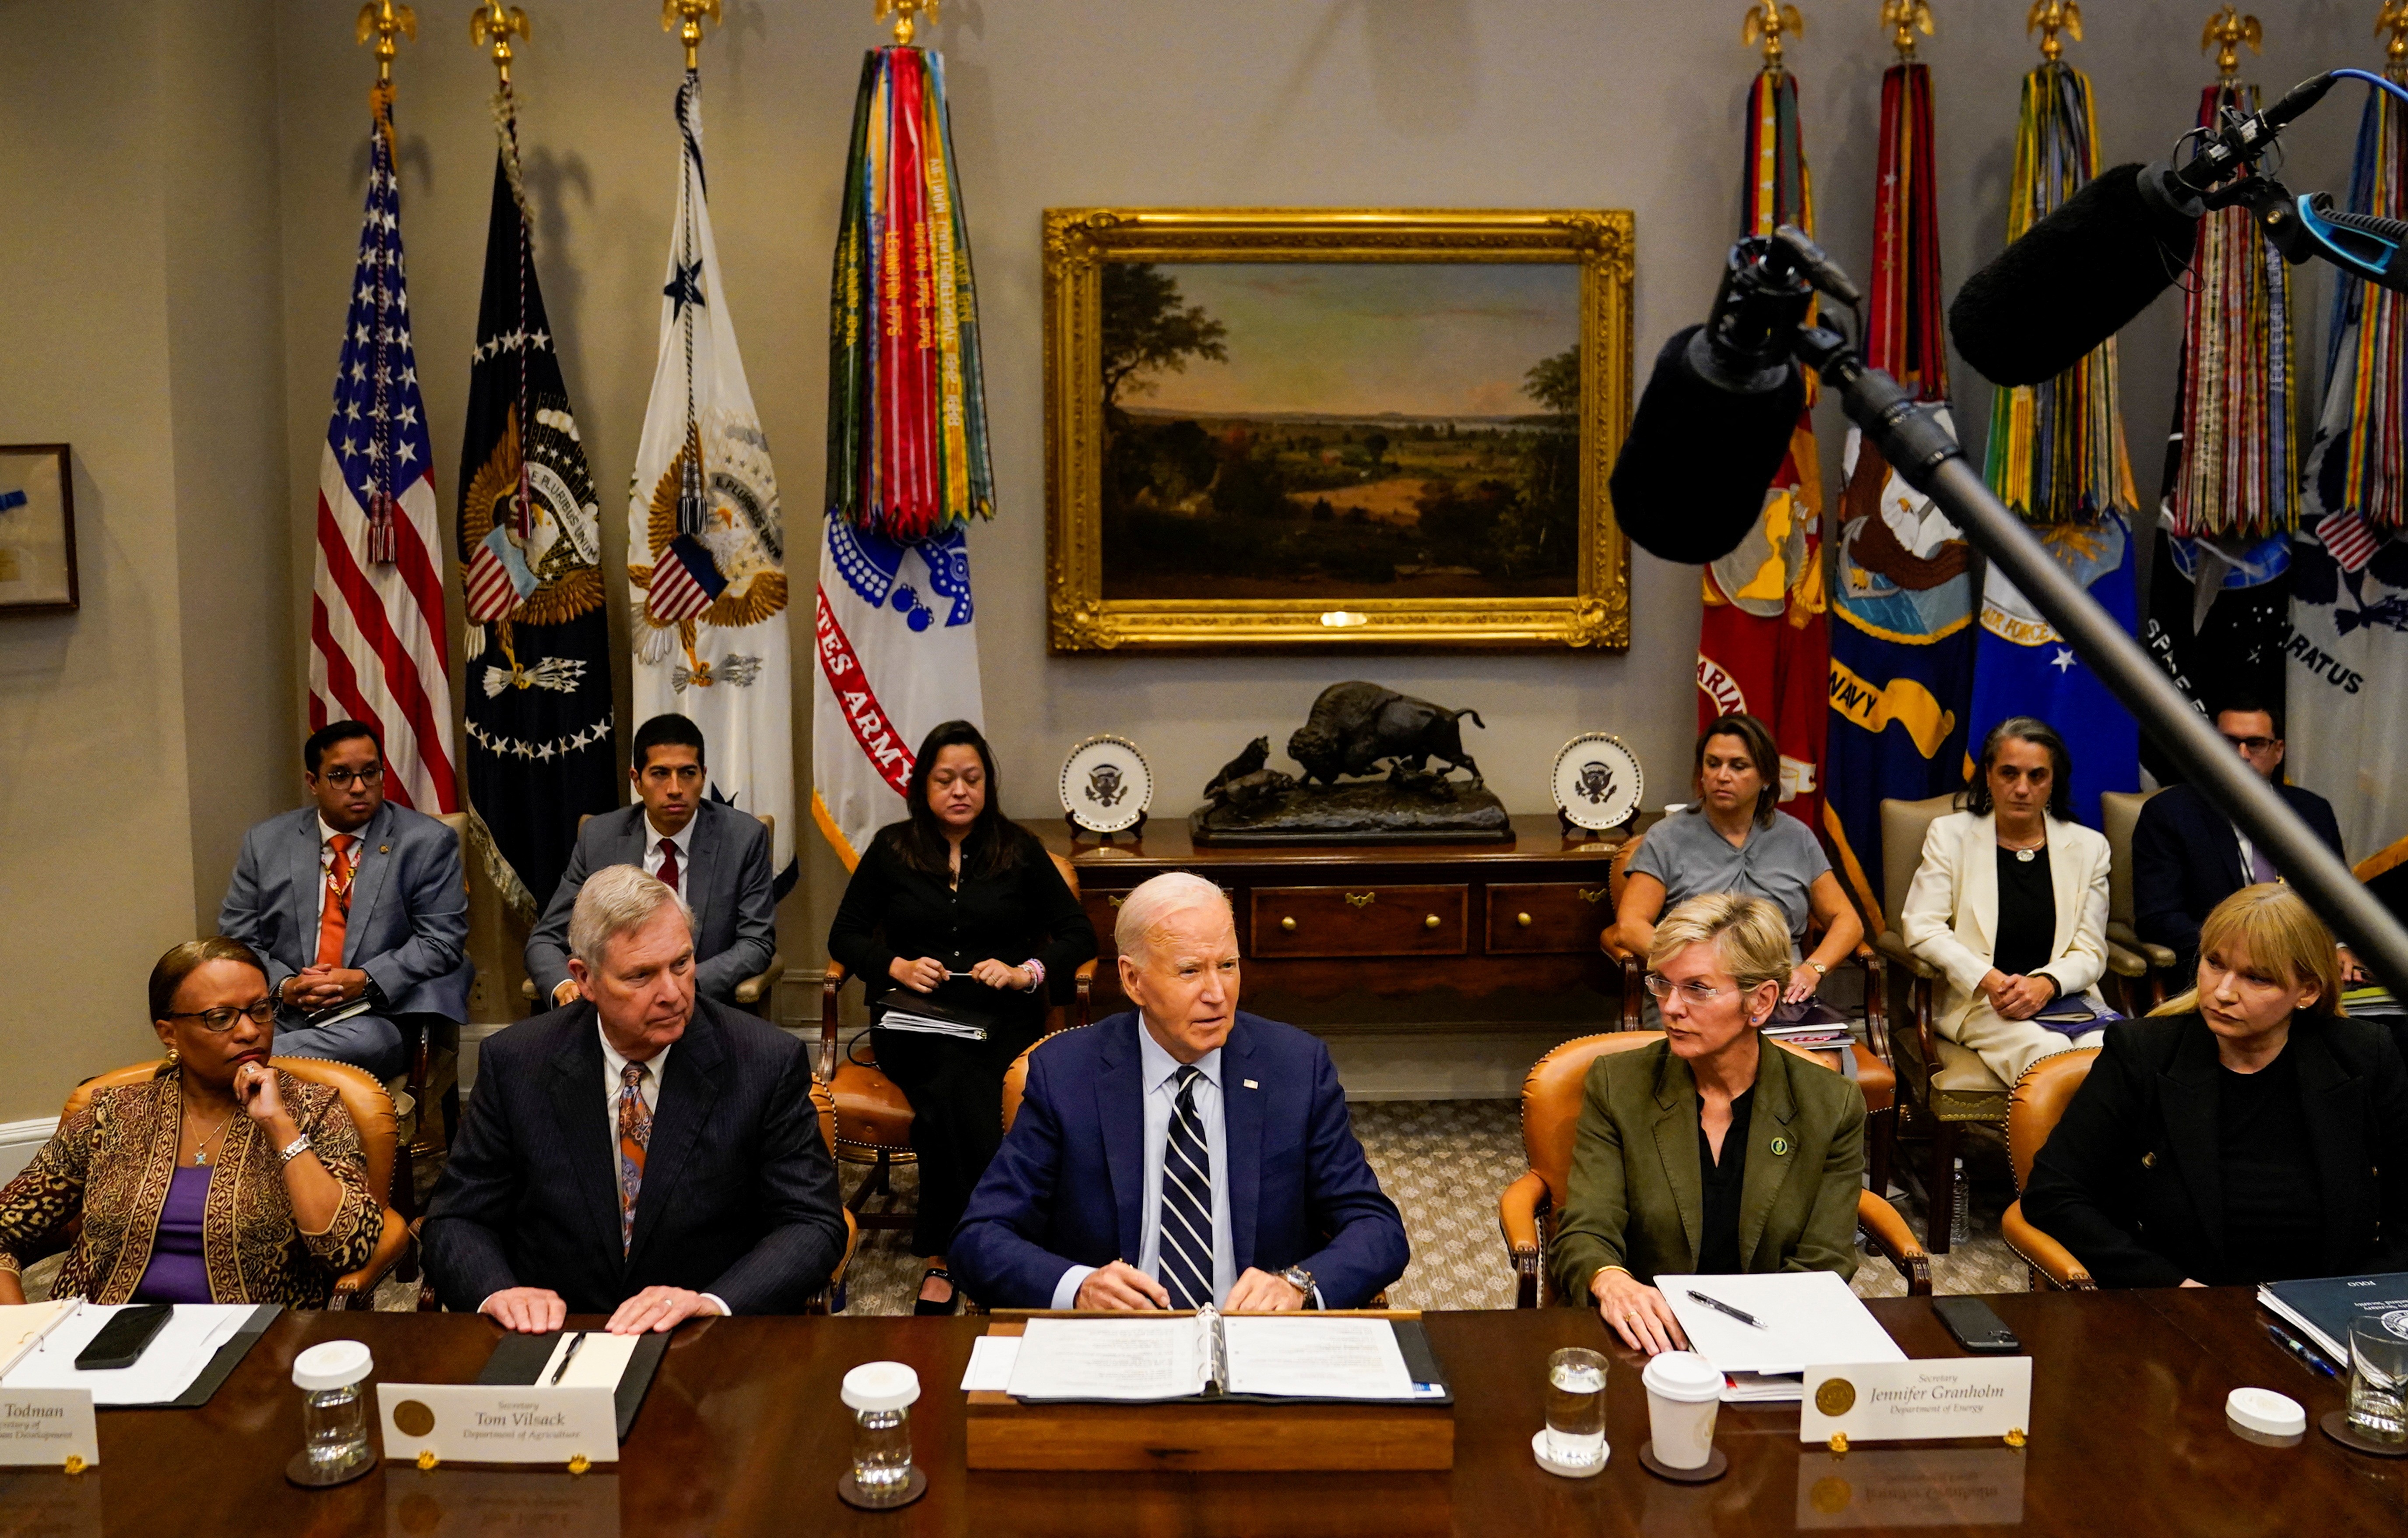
[1424,914,1442,930]
[1107,895,1124,908]
[1281,916,1298,932]
[1345,892,1377,908]
[1578,888,1608,904]
[1516,912,1533,927]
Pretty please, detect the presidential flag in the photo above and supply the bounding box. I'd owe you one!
[1970,53,2139,827]
[1699,51,1826,830]
[2291,71,2408,915]
[309,82,456,816]
[455,83,617,921]
[813,46,991,866]
[626,71,794,891]
[1824,52,1973,927]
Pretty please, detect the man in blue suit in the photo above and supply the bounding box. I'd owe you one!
[951,872,1408,1312]
[2133,691,2360,982]
[218,721,470,1079]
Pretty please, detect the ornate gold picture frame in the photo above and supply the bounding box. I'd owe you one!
[1043,208,1633,653]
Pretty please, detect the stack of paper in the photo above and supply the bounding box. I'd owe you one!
[994,1315,1416,1402]
[1655,1272,1908,1404]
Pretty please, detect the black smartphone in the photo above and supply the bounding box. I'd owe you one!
[74,1304,173,1371]
[1932,1296,2021,1354]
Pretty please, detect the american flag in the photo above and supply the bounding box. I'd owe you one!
[310,87,456,815]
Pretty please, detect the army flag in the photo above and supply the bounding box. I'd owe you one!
[2292,71,2408,913]
[1824,54,1974,927]
[309,82,457,816]
[813,46,990,866]
[455,87,616,920]
[2140,74,2299,786]
[1699,56,1827,830]
[1969,54,2140,827]
[627,71,794,891]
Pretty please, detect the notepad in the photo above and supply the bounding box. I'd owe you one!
[1,1304,255,1406]
[1002,1312,1416,1403]
[1657,1271,1907,1382]
[534,1330,641,1390]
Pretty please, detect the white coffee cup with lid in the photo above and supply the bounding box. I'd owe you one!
[1640,1350,1724,1470]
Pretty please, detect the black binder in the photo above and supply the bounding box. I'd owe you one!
[476,1330,669,1441]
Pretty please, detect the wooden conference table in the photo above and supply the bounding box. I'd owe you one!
[6,1289,2400,1536]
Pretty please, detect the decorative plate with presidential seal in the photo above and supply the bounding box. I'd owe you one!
[1060,735,1153,834]
[1551,734,1644,832]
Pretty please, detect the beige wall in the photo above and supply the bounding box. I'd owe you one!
[0,1,2382,1115]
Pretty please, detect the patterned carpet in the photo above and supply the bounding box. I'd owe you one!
[16,1103,2024,1314]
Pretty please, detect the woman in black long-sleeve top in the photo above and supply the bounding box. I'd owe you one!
[2022,884,2408,1288]
[827,720,1096,1312]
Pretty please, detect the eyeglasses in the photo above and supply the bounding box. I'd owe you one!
[1643,974,1732,1003]
[166,998,277,1032]
[317,765,385,789]
[2220,734,2278,755]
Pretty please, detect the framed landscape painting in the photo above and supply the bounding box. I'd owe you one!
[0,444,77,615]
[1043,208,1632,652]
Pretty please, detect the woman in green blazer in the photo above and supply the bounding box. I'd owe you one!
[1550,892,1867,1354]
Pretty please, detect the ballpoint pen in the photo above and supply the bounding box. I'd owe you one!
[1686,1290,1769,1330]
[549,1331,588,1385]
[2263,1321,2340,1379]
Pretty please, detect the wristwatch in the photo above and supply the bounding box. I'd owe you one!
[1278,1266,1317,1303]
[277,1134,313,1165]
[1808,961,1828,976]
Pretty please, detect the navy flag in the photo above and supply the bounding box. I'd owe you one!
[456,100,616,920]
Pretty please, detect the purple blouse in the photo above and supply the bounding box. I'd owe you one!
[131,1166,212,1304]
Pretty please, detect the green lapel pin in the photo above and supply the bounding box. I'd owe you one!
[1769,1136,1791,1157]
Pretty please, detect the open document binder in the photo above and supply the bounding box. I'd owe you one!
[999,1307,1451,1406]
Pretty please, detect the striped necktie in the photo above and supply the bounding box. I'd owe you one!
[315,834,357,967]
[1157,1065,1215,1310]
[617,1061,652,1255]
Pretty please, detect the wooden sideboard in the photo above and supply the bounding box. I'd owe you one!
[1028,814,1649,1019]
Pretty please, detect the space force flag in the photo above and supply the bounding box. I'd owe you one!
[456,83,618,920]
[813,46,990,867]
[309,82,457,816]
[626,71,794,891]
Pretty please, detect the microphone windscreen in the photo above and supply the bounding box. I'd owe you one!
[1609,327,1803,565]
[1948,163,2198,388]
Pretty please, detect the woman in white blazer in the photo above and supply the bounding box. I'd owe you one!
[1900,717,2113,1087]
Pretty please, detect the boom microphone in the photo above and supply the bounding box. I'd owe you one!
[1947,163,2199,388]
[1609,326,1804,563]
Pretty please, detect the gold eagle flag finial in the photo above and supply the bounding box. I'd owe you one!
[874,0,940,47]
[2027,0,2080,63]
[2382,0,2408,81]
[2202,7,2261,80]
[661,0,721,71]
[471,3,530,85]
[1743,2,1806,71]
[356,1,418,83]
[1881,0,1934,61]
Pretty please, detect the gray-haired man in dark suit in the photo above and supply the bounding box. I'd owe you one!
[525,713,777,1009]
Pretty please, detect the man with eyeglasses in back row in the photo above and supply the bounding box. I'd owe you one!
[2132,688,2364,987]
[216,720,472,1079]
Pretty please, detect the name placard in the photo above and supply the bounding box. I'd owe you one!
[0,1390,97,1468]
[376,1384,618,1467]
[1798,1359,2032,1446]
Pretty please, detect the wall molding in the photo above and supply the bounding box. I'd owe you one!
[0,1117,60,1185]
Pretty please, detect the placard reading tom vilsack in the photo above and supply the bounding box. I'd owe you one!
[1797,1358,2032,1445]
[376,1384,618,1466]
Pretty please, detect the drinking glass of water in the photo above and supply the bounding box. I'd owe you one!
[2347,1319,2408,1446]
[841,1362,922,1505]
[1544,1347,1609,1470]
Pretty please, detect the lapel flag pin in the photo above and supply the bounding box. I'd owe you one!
[1244,1079,1259,1090]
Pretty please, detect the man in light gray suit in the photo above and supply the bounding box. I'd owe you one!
[218,721,472,1079]
[525,713,778,1009]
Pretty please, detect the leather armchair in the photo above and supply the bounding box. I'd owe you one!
[61,1059,412,1310]
[1997,1048,2101,1291]
[2100,790,2177,1010]
[1598,828,1899,1201]
[1497,1031,1930,1308]
[817,852,1095,1235]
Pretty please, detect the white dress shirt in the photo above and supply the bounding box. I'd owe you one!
[1050,1027,1236,1310]
[641,812,697,896]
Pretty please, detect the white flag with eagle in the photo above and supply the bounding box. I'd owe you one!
[626,72,793,888]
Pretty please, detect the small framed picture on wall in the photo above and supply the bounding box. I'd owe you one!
[0,444,76,615]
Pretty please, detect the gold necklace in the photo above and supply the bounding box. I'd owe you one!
[1998,826,2047,862]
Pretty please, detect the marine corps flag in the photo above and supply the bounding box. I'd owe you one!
[1969,46,2141,827]
[456,83,616,920]
[627,70,794,891]
[1699,16,1827,832]
[2140,65,2299,787]
[813,45,990,866]
[1824,42,1974,928]
[2292,61,2408,916]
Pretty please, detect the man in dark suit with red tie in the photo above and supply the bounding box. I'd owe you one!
[525,713,777,1009]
